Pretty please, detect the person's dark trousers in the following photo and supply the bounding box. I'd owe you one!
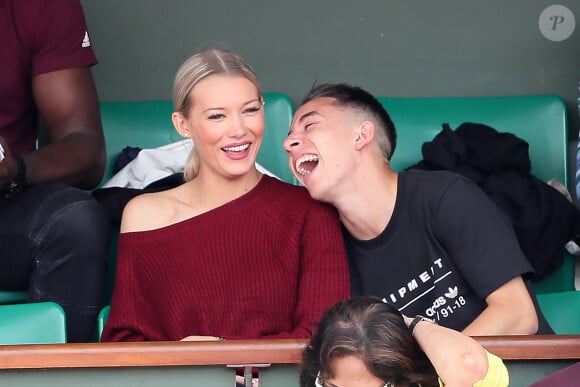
[0,183,110,342]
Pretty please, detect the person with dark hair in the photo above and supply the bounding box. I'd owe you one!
[284,83,553,335]
[301,296,509,387]
[102,49,350,343]
[0,0,109,342]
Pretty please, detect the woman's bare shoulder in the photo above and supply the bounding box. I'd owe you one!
[120,190,182,233]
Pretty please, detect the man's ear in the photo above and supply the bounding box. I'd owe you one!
[354,121,375,151]
[172,112,191,138]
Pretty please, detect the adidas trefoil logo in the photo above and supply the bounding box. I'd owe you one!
[82,31,91,48]
[444,286,458,299]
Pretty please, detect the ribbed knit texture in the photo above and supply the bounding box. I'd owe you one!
[102,176,350,341]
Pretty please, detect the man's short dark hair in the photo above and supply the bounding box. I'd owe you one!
[302,83,397,160]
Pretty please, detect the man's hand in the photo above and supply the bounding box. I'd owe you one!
[0,138,19,191]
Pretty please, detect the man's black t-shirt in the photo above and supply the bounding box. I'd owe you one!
[344,170,553,333]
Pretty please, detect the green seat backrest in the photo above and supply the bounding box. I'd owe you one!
[0,291,27,305]
[536,291,580,334]
[258,93,296,184]
[380,95,568,185]
[97,305,110,342]
[0,302,66,344]
[378,95,573,293]
[99,92,295,186]
[98,100,178,184]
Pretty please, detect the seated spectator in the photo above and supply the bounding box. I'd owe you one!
[284,83,553,335]
[0,0,109,342]
[102,48,350,342]
[301,296,509,387]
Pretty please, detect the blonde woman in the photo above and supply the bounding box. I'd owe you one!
[102,48,349,342]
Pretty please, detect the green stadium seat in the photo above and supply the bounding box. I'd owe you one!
[97,305,110,342]
[0,302,66,344]
[0,291,28,305]
[537,290,580,334]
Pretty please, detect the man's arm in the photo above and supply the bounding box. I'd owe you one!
[462,276,538,336]
[27,66,105,190]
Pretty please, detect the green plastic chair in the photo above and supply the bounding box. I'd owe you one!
[0,302,66,344]
[97,305,110,342]
[380,95,568,187]
[0,291,28,305]
[537,290,580,334]
[258,92,296,185]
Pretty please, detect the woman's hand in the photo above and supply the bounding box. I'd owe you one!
[180,335,224,341]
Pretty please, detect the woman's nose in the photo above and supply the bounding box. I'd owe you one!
[228,127,245,137]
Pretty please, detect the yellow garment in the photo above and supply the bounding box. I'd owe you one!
[438,351,509,387]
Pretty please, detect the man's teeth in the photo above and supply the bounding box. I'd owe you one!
[223,144,250,152]
[295,155,319,176]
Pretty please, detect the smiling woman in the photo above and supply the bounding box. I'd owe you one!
[171,50,264,182]
[173,73,264,182]
[101,48,350,351]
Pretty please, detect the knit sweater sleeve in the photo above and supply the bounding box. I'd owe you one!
[259,199,350,339]
[101,233,148,342]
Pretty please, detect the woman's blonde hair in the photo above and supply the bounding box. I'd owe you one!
[173,48,261,180]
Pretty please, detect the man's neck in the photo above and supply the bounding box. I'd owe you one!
[336,163,398,241]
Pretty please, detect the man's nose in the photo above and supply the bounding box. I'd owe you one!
[283,135,302,153]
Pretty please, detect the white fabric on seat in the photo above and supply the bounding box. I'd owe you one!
[103,139,278,189]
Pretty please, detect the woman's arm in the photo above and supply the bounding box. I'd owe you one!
[404,315,503,387]
[263,202,350,339]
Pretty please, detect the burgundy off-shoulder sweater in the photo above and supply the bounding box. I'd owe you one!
[102,176,350,342]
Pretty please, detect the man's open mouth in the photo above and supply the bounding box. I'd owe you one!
[295,154,319,176]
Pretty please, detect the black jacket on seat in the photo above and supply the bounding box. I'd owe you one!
[409,122,580,281]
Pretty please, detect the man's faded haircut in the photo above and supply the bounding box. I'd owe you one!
[302,83,397,161]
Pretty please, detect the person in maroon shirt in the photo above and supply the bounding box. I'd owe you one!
[0,0,109,342]
[102,48,350,345]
